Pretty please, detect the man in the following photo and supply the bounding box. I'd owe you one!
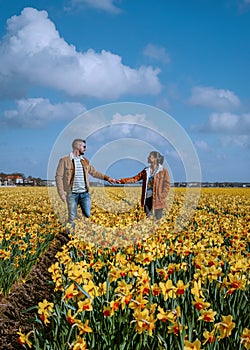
[56,138,114,228]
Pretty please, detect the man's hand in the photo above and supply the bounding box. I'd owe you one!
[61,194,66,202]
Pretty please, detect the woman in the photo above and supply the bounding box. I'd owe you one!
[118,151,170,219]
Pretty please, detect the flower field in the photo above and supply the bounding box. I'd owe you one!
[0,186,250,350]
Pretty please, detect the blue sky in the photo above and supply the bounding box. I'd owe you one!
[0,0,250,182]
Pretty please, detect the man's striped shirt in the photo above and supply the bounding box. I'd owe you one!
[70,153,87,193]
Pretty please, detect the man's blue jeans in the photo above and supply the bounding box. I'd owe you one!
[66,192,91,228]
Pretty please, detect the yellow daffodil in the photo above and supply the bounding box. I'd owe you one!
[214,315,236,339]
[77,298,93,312]
[192,296,210,311]
[63,283,79,300]
[132,308,156,336]
[76,319,93,335]
[103,305,114,317]
[159,279,176,300]
[17,329,33,348]
[203,329,216,345]
[71,336,88,350]
[67,309,78,325]
[38,299,54,325]
[176,279,189,296]
[151,283,161,296]
[198,309,217,323]
[157,306,176,323]
[168,321,185,336]
[129,294,148,310]
[240,328,250,350]
[191,279,204,298]
[184,339,202,350]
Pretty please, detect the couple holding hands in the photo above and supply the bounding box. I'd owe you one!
[56,138,170,228]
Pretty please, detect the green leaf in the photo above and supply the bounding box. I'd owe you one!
[75,281,92,299]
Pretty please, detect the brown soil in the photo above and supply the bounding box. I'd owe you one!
[0,232,70,350]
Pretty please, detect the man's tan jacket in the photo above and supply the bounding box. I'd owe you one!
[55,155,110,199]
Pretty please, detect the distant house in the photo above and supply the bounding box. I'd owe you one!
[0,174,25,186]
[4,175,24,185]
[15,176,24,184]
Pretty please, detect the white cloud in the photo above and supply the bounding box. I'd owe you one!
[221,135,250,148]
[1,98,86,128]
[69,0,122,14]
[164,149,180,160]
[0,7,161,100]
[192,112,250,148]
[111,112,147,124]
[143,44,170,64]
[88,112,167,148]
[189,86,241,111]
[110,112,149,137]
[208,112,250,133]
[195,140,209,150]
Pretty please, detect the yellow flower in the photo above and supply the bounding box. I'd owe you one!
[157,306,175,323]
[137,283,151,295]
[223,273,247,295]
[175,279,189,296]
[103,305,115,317]
[17,329,33,348]
[174,305,181,318]
[110,299,120,312]
[63,283,79,300]
[135,252,154,265]
[132,308,156,336]
[67,309,78,325]
[192,296,210,311]
[156,267,168,279]
[92,259,105,272]
[109,266,121,283]
[191,279,204,298]
[198,309,217,323]
[71,335,88,350]
[76,319,93,335]
[114,280,133,295]
[203,329,216,345]
[168,321,185,336]
[116,292,133,310]
[97,281,107,296]
[184,339,202,350]
[82,280,98,298]
[159,279,176,300]
[126,261,139,278]
[67,262,92,285]
[77,298,93,312]
[48,262,63,291]
[206,265,224,283]
[1,250,11,260]
[129,294,148,310]
[214,315,236,339]
[240,328,250,350]
[38,299,54,325]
